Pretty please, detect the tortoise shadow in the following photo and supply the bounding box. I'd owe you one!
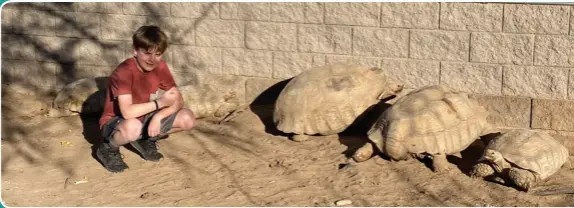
[241,78,292,137]
[338,97,394,159]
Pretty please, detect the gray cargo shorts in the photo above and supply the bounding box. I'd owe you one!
[101,109,179,141]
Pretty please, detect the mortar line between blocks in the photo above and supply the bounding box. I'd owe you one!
[568,68,571,99]
[569,6,572,36]
[529,98,534,129]
[501,3,505,33]
[438,2,441,30]
[468,32,472,62]
[500,64,504,96]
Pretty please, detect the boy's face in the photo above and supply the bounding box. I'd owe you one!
[133,47,163,72]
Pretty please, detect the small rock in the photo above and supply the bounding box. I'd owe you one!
[140,192,158,199]
[335,199,352,206]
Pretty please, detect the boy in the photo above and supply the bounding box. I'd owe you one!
[97,25,196,172]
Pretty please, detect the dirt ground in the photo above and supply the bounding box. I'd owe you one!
[2,91,574,207]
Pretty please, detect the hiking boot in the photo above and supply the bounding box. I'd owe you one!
[96,143,128,173]
[130,139,163,162]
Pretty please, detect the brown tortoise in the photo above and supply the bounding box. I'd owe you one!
[273,63,403,141]
[470,129,569,191]
[353,85,495,172]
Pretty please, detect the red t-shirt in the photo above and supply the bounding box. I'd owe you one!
[99,58,176,129]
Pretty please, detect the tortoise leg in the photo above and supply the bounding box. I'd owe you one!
[431,154,450,172]
[218,104,249,124]
[292,134,311,142]
[470,162,495,178]
[413,153,426,160]
[508,167,536,191]
[564,159,573,170]
[352,142,374,162]
[214,103,239,117]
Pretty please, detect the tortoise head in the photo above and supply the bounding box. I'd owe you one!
[484,149,505,173]
[368,67,404,100]
[377,80,404,100]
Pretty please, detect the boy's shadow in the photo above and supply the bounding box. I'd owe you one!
[78,77,143,166]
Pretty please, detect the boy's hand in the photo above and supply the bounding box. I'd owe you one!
[158,87,177,108]
[148,117,162,137]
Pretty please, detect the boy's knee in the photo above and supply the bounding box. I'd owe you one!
[179,109,196,130]
[119,119,143,141]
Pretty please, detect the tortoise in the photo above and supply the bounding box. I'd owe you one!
[273,63,403,141]
[176,84,241,119]
[49,77,108,117]
[353,85,495,172]
[470,129,569,191]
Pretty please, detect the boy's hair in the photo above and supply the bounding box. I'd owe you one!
[132,25,168,53]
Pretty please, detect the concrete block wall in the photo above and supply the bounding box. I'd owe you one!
[3,2,574,142]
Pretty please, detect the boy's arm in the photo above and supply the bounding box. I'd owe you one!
[117,93,175,119]
[151,86,183,120]
[147,87,182,137]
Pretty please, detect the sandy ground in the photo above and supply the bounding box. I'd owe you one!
[2,91,574,207]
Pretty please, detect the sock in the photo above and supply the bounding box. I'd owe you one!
[107,140,120,151]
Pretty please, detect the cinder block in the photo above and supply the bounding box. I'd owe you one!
[380,2,439,29]
[222,48,272,77]
[2,9,13,34]
[122,2,170,16]
[325,2,380,26]
[245,77,286,104]
[101,14,147,40]
[74,2,123,13]
[532,99,574,131]
[147,17,195,45]
[246,22,297,51]
[55,12,100,38]
[469,94,531,128]
[220,3,270,21]
[272,52,325,79]
[34,36,78,64]
[270,2,323,24]
[56,64,114,87]
[12,10,55,36]
[534,35,574,67]
[380,58,440,89]
[353,28,409,58]
[298,25,352,54]
[43,3,75,11]
[171,2,219,18]
[171,45,222,74]
[2,60,57,90]
[76,39,126,66]
[441,62,502,95]
[3,2,46,10]
[504,4,569,35]
[440,3,503,32]
[502,65,569,99]
[410,30,469,61]
[196,19,244,48]
[325,55,381,68]
[470,32,533,65]
[1,34,35,60]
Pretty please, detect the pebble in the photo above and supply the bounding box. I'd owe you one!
[335,199,352,206]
